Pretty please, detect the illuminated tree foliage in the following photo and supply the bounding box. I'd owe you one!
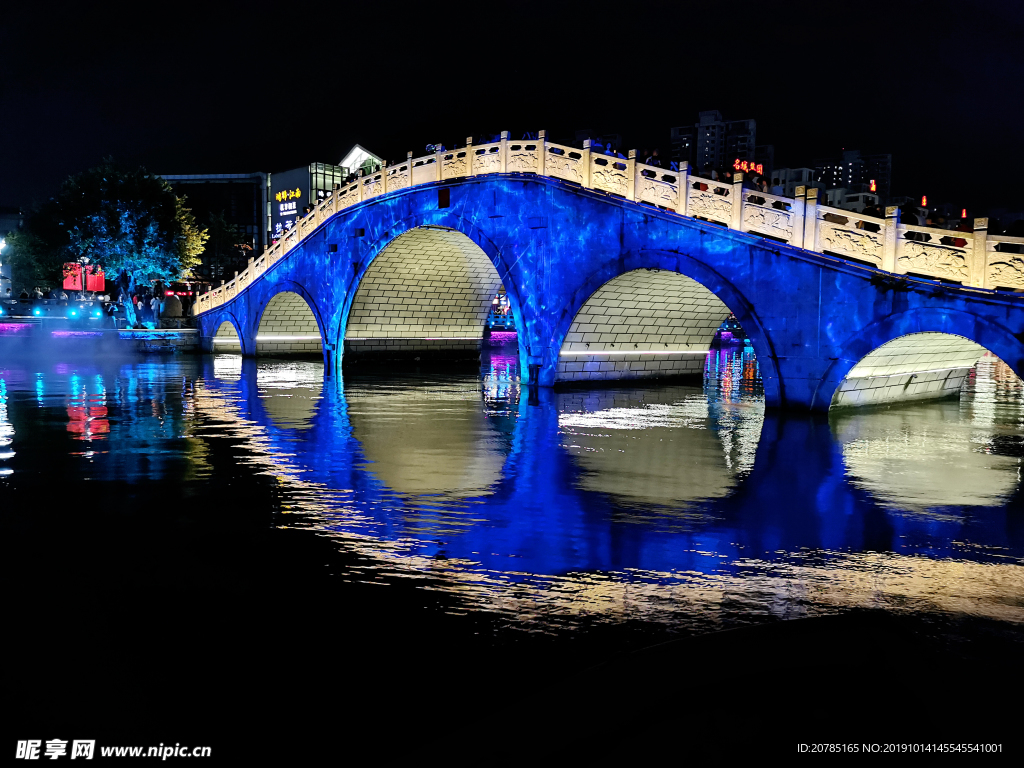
[12,161,207,326]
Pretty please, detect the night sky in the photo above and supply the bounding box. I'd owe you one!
[2,0,1023,214]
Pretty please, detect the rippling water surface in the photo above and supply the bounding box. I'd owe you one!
[3,342,1023,639]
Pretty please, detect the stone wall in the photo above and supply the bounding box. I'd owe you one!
[213,321,241,353]
[255,292,323,356]
[832,332,986,407]
[557,269,731,382]
[344,227,501,359]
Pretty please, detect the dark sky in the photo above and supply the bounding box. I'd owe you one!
[2,0,1023,214]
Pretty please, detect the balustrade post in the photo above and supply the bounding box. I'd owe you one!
[581,140,592,188]
[972,217,989,288]
[804,188,820,252]
[357,169,365,203]
[626,150,637,202]
[382,162,389,194]
[882,206,900,273]
[537,130,546,176]
[500,131,509,173]
[435,147,443,182]
[465,137,474,178]
[676,161,689,217]
[791,187,806,249]
[731,172,744,231]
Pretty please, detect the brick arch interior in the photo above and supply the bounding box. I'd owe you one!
[344,227,503,360]
[831,332,994,408]
[558,269,732,383]
[213,320,241,353]
[256,291,323,357]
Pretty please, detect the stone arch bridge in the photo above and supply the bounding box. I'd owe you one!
[194,131,1024,411]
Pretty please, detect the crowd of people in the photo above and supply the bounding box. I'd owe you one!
[2,283,192,328]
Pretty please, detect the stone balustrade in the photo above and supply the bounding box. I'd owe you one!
[195,130,1024,316]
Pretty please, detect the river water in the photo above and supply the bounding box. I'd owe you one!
[3,340,1023,752]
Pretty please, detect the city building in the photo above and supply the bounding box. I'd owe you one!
[813,150,892,203]
[670,110,772,176]
[269,146,383,242]
[160,145,383,281]
[161,173,269,284]
[771,168,822,198]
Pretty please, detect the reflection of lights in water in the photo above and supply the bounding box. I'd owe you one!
[182,359,1024,631]
[0,378,13,471]
[481,344,520,406]
[836,355,1024,512]
[256,361,323,431]
[66,372,109,441]
[213,355,242,380]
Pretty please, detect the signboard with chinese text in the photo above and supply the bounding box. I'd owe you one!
[270,167,311,242]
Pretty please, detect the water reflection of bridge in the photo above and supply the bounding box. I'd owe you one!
[185,357,1024,626]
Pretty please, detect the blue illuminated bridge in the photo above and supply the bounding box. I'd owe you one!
[194,131,1024,411]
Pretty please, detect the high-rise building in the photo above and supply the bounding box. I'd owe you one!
[670,110,770,175]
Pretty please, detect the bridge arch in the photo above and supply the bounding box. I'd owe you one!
[550,249,781,405]
[208,311,245,355]
[338,218,524,369]
[814,308,1024,409]
[253,282,327,360]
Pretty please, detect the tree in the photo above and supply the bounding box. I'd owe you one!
[17,161,208,327]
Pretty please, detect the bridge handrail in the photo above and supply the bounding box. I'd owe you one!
[193,131,1015,318]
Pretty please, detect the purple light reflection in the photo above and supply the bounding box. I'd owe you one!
[0,324,32,334]
[51,331,104,338]
[488,331,518,344]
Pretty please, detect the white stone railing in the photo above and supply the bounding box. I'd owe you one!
[195,130,1020,316]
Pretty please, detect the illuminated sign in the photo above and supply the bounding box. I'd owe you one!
[270,168,312,241]
[869,180,877,193]
[961,208,967,219]
[62,263,105,292]
[733,159,764,176]
[921,195,928,206]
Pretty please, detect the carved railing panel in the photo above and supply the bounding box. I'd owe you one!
[687,176,732,224]
[506,143,540,174]
[386,164,410,192]
[590,156,628,196]
[986,234,1024,289]
[411,156,438,186]
[742,191,796,241]
[472,143,502,175]
[895,224,972,282]
[441,151,470,180]
[544,143,584,184]
[362,172,385,200]
[816,207,884,266]
[635,165,679,208]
